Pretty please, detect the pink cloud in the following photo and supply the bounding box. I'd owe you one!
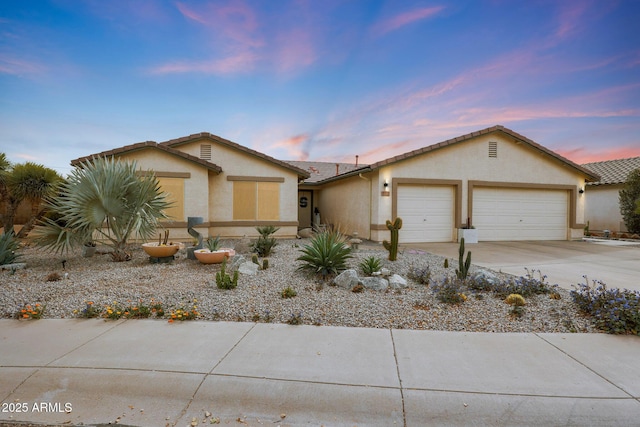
[271,134,309,160]
[372,6,445,36]
[150,51,259,75]
[0,55,46,77]
[275,27,317,74]
[557,146,640,164]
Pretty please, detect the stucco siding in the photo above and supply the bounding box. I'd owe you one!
[317,174,371,238]
[585,185,626,232]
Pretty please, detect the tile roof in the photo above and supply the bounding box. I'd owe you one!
[582,156,640,186]
[286,161,368,183]
[307,125,600,185]
[161,132,310,179]
[70,141,223,173]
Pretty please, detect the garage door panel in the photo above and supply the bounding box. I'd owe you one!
[474,188,567,241]
[397,185,454,243]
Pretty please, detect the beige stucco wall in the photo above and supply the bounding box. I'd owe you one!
[112,140,300,240]
[330,133,588,242]
[316,173,373,238]
[585,184,626,232]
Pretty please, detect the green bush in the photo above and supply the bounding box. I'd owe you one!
[216,259,238,289]
[251,226,279,257]
[0,232,20,265]
[359,256,381,276]
[571,277,639,335]
[281,286,297,298]
[297,230,352,279]
[431,276,467,304]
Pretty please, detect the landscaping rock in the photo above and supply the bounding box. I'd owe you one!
[1,262,26,271]
[471,270,500,285]
[380,268,391,277]
[334,269,359,289]
[388,274,408,289]
[298,228,314,238]
[238,261,259,276]
[359,276,389,291]
[229,255,246,272]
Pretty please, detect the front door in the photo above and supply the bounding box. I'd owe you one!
[298,191,312,229]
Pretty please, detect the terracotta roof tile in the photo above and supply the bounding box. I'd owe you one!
[582,156,640,186]
[70,141,223,173]
[286,161,369,183]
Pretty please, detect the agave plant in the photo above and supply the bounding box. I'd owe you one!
[297,230,352,279]
[34,156,171,261]
[0,232,21,265]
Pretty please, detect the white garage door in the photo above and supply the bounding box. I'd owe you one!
[473,188,568,241]
[397,185,454,243]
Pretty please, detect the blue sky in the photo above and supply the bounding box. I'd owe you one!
[1,0,639,176]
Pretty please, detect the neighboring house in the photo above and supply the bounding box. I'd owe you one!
[292,125,599,243]
[71,133,310,240]
[581,156,640,233]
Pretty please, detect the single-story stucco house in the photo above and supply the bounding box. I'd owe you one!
[291,125,599,243]
[72,125,600,243]
[71,133,310,240]
[581,156,640,233]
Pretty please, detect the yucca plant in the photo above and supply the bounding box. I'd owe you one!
[359,256,382,276]
[297,230,352,279]
[0,232,21,265]
[251,225,279,257]
[34,156,171,261]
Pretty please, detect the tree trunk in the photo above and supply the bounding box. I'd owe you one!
[16,201,45,239]
[2,199,19,235]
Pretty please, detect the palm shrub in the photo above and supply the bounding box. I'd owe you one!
[34,156,171,261]
[0,232,20,265]
[297,229,352,279]
[251,226,279,257]
[619,169,640,233]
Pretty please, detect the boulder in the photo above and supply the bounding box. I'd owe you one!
[471,270,500,285]
[388,274,408,289]
[298,228,314,238]
[228,255,246,272]
[334,269,359,289]
[380,268,391,277]
[238,261,259,276]
[359,276,389,291]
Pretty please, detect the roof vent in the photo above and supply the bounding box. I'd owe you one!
[200,144,212,160]
[488,141,497,158]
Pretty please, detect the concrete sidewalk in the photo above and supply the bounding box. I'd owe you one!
[1,320,639,426]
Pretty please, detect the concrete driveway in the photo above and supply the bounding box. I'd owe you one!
[403,239,640,292]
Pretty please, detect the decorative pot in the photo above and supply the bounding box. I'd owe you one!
[220,248,236,258]
[194,249,229,264]
[142,243,180,258]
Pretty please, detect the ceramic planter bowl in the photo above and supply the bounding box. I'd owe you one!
[142,243,180,258]
[194,249,229,264]
[220,248,236,258]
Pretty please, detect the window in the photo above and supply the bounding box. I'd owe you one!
[157,177,185,221]
[233,181,280,220]
[488,141,498,158]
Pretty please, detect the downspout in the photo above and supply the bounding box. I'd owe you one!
[358,173,372,240]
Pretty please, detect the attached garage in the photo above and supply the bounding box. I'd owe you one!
[397,184,455,243]
[473,187,569,241]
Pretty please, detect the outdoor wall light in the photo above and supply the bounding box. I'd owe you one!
[381,181,390,197]
[578,187,584,194]
[383,181,389,188]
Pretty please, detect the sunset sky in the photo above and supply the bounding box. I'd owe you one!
[1,0,639,176]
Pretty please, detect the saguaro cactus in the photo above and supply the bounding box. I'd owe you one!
[382,217,403,261]
[456,237,472,280]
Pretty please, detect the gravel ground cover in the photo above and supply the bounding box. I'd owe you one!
[1,239,598,333]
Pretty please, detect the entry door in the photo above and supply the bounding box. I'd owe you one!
[397,185,454,243]
[298,191,312,229]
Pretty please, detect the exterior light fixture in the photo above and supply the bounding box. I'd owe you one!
[578,187,584,194]
[381,180,390,197]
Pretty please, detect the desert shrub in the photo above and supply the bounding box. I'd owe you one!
[251,226,279,257]
[281,286,297,298]
[407,265,431,285]
[359,256,382,276]
[0,232,20,265]
[466,274,494,292]
[571,277,640,335]
[493,268,555,297]
[619,169,640,234]
[296,230,352,279]
[216,259,238,290]
[431,276,467,304]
